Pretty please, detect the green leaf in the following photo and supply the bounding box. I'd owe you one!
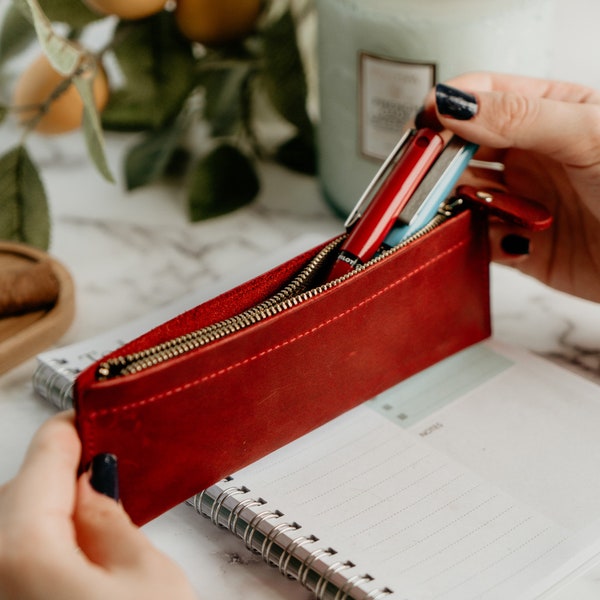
[0,4,36,66]
[13,0,85,75]
[0,151,19,241]
[125,117,188,190]
[0,146,50,250]
[275,133,316,175]
[38,0,103,29]
[73,72,115,182]
[164,147,192,179]
[188,144,260,221]
[259,9,312,136]
[101,13,196,131]
[200,63,253,137]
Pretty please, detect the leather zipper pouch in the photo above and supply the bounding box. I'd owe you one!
[74,188,551,525]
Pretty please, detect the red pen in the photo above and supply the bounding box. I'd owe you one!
[326,128,445,282]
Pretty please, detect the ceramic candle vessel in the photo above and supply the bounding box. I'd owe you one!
[316,0,557,215]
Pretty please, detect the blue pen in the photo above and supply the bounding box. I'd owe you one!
[381,139,478,249]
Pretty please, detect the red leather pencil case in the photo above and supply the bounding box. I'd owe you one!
[74,187,551,525]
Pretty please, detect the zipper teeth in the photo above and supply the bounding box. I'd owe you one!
[96,214,448,381]
[95,236,343,380]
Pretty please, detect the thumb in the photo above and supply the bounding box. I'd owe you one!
[74,459,151,569]
[434,81,600,167]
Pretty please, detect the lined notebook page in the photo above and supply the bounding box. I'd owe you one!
[224,341,600,599]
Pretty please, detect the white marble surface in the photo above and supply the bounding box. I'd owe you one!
[1,0,600,598]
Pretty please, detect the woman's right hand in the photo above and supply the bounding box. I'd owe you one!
[418,72,600,303]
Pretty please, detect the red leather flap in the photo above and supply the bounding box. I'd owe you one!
[457,185,553,231]
[75,209,491,525]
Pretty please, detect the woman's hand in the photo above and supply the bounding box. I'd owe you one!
[418,72,600,303]
[0,412,197,600]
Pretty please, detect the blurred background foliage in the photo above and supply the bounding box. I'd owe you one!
[0,0,315,250]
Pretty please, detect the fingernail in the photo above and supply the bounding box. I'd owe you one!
[435,83,478,120]
[501,234,530,256]
[413,105,443,131]
[90,453,119,501]
[414,105,426,128]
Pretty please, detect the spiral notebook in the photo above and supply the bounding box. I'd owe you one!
[33,238,600,599]
[181,341,600,599]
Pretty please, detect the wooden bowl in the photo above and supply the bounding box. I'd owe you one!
[0,242,75,375]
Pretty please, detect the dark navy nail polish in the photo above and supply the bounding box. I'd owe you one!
[414,105,426,128]
[413,105,443,131]
[435,83,478,120]
[90,453,119,501]
[501,234,530,256]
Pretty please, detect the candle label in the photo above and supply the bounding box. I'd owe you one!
[359,52,436,160]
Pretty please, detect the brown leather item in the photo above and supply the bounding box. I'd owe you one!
[0,242,75,375]
[0,260,60,317]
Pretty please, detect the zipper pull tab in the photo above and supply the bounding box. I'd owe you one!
[456,185,553,231]
[438,196,465,217]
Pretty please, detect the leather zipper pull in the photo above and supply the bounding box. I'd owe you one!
[456,184,553,231]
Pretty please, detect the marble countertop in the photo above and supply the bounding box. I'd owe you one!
[2,0,600,598]
[2,144,600,600]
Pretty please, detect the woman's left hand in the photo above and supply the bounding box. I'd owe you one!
[0,412,198,600]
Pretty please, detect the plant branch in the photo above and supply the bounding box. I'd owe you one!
[12,56,98,143]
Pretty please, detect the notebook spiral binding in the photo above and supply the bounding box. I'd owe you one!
[188,479,394,600]
[32,357,78,411]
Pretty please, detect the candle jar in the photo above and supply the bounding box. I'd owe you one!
[316,0,557,216]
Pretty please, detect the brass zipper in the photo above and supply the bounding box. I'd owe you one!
[95,202,461,381]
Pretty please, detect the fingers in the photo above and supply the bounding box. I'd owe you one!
[0,424,196,600]
[74,469,133,566]
[0,412,83,598]
[441,72,600,104]
[489,223,532,266]
[4,412,80,520]
[424,73,600,168]
[74,475,197,598]
[74,471,152,570]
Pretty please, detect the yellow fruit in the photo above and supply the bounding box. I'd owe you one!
[13,54,110,135]
[82,0,167,19]
[175,0,262,45]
